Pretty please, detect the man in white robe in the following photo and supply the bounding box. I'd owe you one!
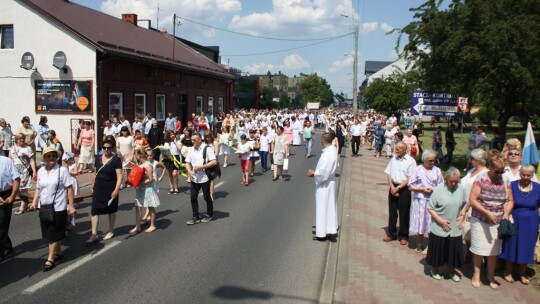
[292,117,303,146]
[308,132,339,241]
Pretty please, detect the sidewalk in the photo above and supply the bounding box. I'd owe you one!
[332,145,539,303]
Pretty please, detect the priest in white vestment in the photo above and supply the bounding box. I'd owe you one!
[308,132,339,240]
[292,118,303,146]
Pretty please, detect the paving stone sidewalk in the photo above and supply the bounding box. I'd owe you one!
[334,145,539,304]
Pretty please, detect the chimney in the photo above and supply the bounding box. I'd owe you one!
[122,14,138,26]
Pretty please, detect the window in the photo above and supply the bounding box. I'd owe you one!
[156,94,166,121]
[218,97,224,113]
[108,92,123,120]
[196,96,203,114]
[208,96,214,115]
[1,25,14,49]
[134,93,146,118]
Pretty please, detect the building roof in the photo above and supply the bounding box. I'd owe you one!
[364,61,393,76]
[19,0,233,79]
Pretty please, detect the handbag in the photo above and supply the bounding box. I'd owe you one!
[410,145,418,156]
[283,158,289,171]
[127,163,146,188]
[39,168,61,223]
[498,219,517,239]
[203,146,221,180]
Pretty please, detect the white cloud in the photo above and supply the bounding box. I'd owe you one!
[229,0,360,37]
[389,49,399,60]
[361,22,378,33]
[100,0,242,26]
[329,55,354,74]
[380,23,394,33]
[242,54,310,74]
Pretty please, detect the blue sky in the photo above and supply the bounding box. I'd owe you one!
[72,0,435,97]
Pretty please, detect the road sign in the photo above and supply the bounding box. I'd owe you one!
[411,90,457,117]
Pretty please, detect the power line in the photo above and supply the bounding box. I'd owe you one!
[177,16,350,42]
[222,33,352,57]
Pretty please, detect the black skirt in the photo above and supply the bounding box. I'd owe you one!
[163,158,178,171]
[426,233,464,268]
[40,210,67,243]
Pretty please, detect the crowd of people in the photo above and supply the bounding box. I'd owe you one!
[0,109,538,291]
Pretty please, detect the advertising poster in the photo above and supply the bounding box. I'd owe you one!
[36,80,93,114]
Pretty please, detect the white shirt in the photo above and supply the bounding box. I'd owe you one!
[144,118,156,135]
[0,155,20,192]
[504,166,538,182]
[259,133,273,152]
[37,164,72,211]
[104,126,116,137]
[384,155,416,184]
[186,143,216,184]
[132,121,143,133]
[350,124,363,137]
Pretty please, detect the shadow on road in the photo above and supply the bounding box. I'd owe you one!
[212,285,319,303]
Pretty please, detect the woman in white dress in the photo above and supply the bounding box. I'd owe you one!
[116,126,134,189]
[271,126,289,181]
[218,126,232,167]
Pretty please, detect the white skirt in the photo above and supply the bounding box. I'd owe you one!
[469,217,501,256]
[78,145,95,164]
[219,144,230,155]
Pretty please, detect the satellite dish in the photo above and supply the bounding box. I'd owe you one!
[53,51,67,70]
[20,52,35,70]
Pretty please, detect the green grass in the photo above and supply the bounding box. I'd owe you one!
[414,121,540,172]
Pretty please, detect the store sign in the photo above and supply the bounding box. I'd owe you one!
[410,90,457,117]
[35,80,93,114]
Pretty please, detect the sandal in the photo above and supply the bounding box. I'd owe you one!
[14,209,25,215]
[129,227,141,235]
[145,226,156,233]
[471,280,481,288]
[489,282,499,289]
[520,277,530,285]
[272,177,278,181]
[42,259,56,272]
[504,274,515,283]
[168,189,174,194]
[173,189,179,194]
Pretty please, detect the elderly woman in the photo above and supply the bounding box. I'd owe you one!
[383,125,394,158]
[460,149,488,261]
[87,139,122,244]
[469,150,514,289]
[408,150,443,254]
[37,116,49,151]
[373,123,385,157]
[10,133,37,214]
[500,165,540,285]
[0,118,14,157]
[17,116,37,155]
[426,167,466,281]
[29,147,75,271]
[272,126,289,181]
[402,128,419,158]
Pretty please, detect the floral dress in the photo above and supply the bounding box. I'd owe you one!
[135,161,160,208]
[9,145,34,189]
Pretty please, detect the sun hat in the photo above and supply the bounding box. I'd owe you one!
[42,146,59,157]
[62,151,75,161]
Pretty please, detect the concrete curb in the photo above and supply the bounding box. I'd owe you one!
[319,148,350,304]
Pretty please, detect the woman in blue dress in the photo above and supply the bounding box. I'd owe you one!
[373,124,385,157]
[500,165,540,285]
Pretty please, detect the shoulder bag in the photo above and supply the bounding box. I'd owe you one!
[203,146,221,180]
[39,168,61,223]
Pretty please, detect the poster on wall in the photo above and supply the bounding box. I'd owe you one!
[35,80,93,114]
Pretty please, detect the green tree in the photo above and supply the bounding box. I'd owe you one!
[362,70,422,116]
[259,87,273,109]
[396,0,540,137]
[278,92,291,109]
[300,74,334,107]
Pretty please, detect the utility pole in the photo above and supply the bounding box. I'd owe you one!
[352,24,359,115]
[172,13,176,60]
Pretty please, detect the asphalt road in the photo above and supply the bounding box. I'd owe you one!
[0,133,342,304]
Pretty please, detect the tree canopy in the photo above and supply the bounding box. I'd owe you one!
[395,0,540,137]
[300,74,334,107]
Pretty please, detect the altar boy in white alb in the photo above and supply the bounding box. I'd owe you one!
[308,132,339,241]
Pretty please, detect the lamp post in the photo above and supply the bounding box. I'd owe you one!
[341,14,359,115]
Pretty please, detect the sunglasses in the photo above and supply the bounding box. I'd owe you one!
[508,152,520,156]
[103,146,113,150]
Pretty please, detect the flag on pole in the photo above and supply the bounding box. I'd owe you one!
[522,122,539,165]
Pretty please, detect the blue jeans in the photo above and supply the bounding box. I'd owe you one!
[305,138,312,155]
[260,151,269,170]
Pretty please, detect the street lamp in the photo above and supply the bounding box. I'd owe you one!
[341,14,359,115]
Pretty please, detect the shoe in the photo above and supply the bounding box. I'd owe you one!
[129,227,141,235]
[430,271,442,280]
[173,189,179,194]
[102,232,115,240]
[42,259,56,272]
[399,239,408,246]
[415,245,422,253]
[241,180,246,185]
[201,214,213,223]
[168,189,174,194]
[489,281,500,289]
[313,236,327,241]
[383,236,396,242]
[450,274,461,282]
[223,164,227,168]
[14,209,25,215]
[504,274,515,283]
[186,216,201,225]
[272,177,278,181]
[245,182,249,186]
[422,247,428,255]
[520,277,530,285]
[120,184,125,190]
[53,253,64,261]
[145,226,157,233]
[86,235,99,245]
[126,184,131,188]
